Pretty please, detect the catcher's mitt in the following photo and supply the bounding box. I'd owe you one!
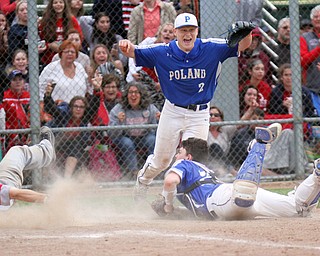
[226,21,256,48]
[151,195,170,217]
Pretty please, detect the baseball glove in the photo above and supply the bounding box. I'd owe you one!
[151,195,168,217]
[226,21,256,48]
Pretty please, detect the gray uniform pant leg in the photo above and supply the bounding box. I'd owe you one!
[0,140,54,188]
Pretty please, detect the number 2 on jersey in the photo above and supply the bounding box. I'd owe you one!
[198,83,204,92]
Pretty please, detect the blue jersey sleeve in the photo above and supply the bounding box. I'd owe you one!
[134,43,165,68]
[202,38,238,62]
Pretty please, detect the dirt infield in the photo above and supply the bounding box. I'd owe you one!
[0,180,319,256]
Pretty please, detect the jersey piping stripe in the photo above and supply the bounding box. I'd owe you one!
[201,38,227,44]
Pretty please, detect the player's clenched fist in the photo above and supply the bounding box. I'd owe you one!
[119,40,135,58]
[119,39,130,52]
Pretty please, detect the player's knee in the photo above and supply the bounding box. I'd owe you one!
[152,157,171,171]
[139,155,172,182]
[232,180,258,208]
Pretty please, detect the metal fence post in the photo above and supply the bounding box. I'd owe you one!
[28,0,41,186]
[200,0,239,121]
[289,0,305,179]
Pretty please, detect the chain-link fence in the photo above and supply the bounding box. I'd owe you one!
[0,0,320,186]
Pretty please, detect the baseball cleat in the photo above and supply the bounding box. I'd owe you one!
[255,123,282,144]
[133,178,148,202]
[40,126,56,162]
[267,123,282,141]
[314,158,320,185]
[314,159,320,178]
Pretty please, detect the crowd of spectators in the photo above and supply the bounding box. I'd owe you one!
[0,1,319,181]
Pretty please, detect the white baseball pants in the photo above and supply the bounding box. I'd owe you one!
[140,100,209,183]
[206,172,320,219]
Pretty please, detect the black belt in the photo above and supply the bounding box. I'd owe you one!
[174,103,208,111]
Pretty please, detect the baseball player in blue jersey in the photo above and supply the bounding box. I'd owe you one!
[119,13,253,200]
[0,126,55,210]
[152,123,320,220]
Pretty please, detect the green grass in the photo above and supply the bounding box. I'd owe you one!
[269,188,292,195]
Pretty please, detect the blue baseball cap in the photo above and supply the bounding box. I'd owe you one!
[8,70,23,81]
[174,13,198,29]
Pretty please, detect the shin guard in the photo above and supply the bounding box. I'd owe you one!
[233,142,267,207]
[236,142,266,183]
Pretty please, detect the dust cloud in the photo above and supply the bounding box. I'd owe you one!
[0,176,157,229]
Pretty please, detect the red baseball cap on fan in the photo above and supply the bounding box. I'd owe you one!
[251,27,262,38]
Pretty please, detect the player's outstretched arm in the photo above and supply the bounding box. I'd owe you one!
[162,172,181,213]
[119,39,136,59]
[9,187,48,203]
[151,172,180,216]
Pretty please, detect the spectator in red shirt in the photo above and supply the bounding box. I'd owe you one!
[43,83,100,178]
[90,73,122,128]
[39,0,83,66]
[239,59,272,112]
[268,63,316,117]
[300,5,320,92]
[239,84,260,116]
[0,0,17,25]
[2,70,30,153]
[238,27,272,85]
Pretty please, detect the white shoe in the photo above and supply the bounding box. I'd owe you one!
[133,155,154,201]
[255,123,282,144]
[40,126,55,147]
[40,126,56,162]
[133,178,148,202]
[133,168,149,201]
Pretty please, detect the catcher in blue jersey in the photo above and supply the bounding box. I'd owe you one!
[119,13,254,200]
[151,124,320,220]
